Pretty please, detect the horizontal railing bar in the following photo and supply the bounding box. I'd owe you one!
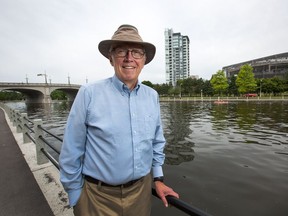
[26,132,35,143]
[40,136,60,154]
[41,148,60,169]
[24,116,34,124]
[38,125,63,142]
[24,123,34,133]
[152,188,212,216]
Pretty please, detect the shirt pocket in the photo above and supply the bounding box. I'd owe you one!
[143,114,157,140]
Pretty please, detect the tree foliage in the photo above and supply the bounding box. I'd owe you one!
[50,90,67,100]
[210,70,229,95]
[0,91,24,100]
[236,64,257,94]
[142,80,153,88]
[153,83,171,95]
[228,75,239,96]
[257,77,287,96]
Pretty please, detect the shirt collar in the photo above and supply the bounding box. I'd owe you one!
[112,75,141,95]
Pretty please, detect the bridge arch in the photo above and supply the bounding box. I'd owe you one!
[0,83,81,103]
[50,87,79,102]
[0,87,48,103]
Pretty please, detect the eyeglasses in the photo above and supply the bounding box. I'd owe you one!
[112,48,145,59]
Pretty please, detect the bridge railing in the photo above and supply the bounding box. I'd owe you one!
[0,103,212,216]
[0,82,81,87]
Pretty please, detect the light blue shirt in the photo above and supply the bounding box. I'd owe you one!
[59,75,165,206]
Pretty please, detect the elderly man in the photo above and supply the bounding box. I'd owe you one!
[59,24,179,216]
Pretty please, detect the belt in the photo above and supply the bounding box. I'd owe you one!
[84,175,143,188]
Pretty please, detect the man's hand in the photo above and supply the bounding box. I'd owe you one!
[154,181,179,207]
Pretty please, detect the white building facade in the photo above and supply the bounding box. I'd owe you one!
[165,28,190,86]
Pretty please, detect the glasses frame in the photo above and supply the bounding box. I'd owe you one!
[111,47,146,59]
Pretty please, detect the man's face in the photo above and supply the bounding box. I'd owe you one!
[109,43,146,88]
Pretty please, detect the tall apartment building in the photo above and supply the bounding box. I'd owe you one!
[165,28,190,86]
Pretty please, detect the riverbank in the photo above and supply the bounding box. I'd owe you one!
[0,107,73,216]
[159,96,288,102]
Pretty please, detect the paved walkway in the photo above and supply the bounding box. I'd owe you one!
[0,109,54,216]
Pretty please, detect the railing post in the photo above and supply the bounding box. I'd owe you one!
[21,113,30,143]
[7,106,13,122]
[16,111,22,133]
[12,109,17,126]
[6,106,12,122]
[34,119,49,165]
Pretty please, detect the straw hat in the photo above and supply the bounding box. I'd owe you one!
[98,24,156,64]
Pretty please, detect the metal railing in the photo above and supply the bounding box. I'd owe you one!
[0,103,212,216]
[0,82,81,87]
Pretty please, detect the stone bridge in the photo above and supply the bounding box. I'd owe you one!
[0,82,81,103]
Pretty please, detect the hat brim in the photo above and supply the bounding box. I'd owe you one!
[98,40,156,65]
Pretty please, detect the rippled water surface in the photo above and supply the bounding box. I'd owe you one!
[6,101,288,216]
[155,101,288,216]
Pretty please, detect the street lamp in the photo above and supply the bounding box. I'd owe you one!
[37,72,48,84]
[68,74,71,85]
[260,79,262,97]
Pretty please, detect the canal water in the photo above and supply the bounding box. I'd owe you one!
[6,100,288,216]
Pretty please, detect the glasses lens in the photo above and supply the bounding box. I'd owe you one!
[131,50,145,59]
[114,48,126,57]
[113,48,145,59]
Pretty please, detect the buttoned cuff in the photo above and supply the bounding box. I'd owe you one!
[152,166,163,178]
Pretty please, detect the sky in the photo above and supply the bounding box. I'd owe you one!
[1,0,288,85]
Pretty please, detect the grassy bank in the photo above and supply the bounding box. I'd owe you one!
[159,96,288,102]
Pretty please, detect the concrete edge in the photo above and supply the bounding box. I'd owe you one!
[2,108,73,216]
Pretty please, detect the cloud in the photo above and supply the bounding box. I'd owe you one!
[1,0,288,84]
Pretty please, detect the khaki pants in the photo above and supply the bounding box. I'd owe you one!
[74,174,152,216]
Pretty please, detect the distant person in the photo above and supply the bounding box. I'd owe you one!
[59,24,179,216]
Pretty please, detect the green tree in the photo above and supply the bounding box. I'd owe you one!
[153,83,171,96]
[261,78,273,95]
[182,77,203,96]
[270,77,285,95]
[142,80,154,88]
[0,90,24,100]
[182,77,195,96]
[284,75,288,92]
[210,70,229,96]
[51,90,67,100]
[228,75,239,96]
[202,80,214,96]
[260,77,286,96]
[168,87,180,96]
[236,64,257,94]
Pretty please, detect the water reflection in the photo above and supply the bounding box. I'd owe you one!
[160,101,288,167]
[25,102,72,120]
[209,101,288,146]
[7,100,288,151]
[161,102,196,165]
